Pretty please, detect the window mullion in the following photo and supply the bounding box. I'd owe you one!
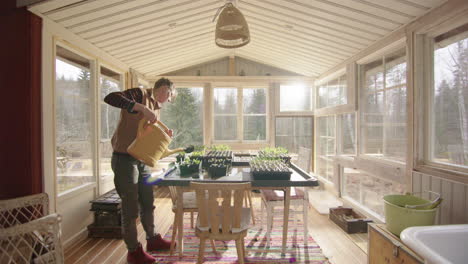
[238,86,243,141]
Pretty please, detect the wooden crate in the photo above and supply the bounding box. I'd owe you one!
[87,224,122,239]
[329,207,372,234]
[368,223,423,264]
[88,189,122,238]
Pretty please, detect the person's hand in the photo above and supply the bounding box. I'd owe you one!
[142,107,158,124]
[133,103,157,124]
[166,129,173,137]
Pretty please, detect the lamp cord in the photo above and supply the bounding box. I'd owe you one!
[212,2,231,22]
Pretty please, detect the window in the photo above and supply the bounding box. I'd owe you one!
[275,117,313,154]
[430,26,468,169]
[213,87,267,142]
[317,74,347,109]
[243,88,267,141]
[55,46,94,194]
[360,48,407,162]
[99,66,121,194]
[213,88,238,140]
[316,116,335,182]
[339,113,356,155]
[279,83,313,112]
[342,167,405,218]
[160,87,204,148]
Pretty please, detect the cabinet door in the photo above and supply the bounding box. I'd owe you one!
[368,225,423,264]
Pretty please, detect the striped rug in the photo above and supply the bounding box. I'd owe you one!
[151,211,331,264]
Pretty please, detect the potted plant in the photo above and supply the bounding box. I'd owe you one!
[258,147,291,164]
[179,158,201,176]
[207,158,229,178]
[189,151,204,161]
[176,152,185,163]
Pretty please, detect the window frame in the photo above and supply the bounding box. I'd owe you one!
[315,115,337,183]
[54,42,97,196]
[358,45,408,165]
[276,81,315,116]
[315,65,357,116]
[212,84,270,144]
[414,25,468,176]
[160,83,206,147]
[337,112,357,156]
[54,41,127,197]
[97,63,124,194]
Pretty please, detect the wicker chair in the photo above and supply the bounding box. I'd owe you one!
[0,193,64,264]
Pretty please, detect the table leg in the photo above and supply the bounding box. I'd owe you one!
[176,187,184,258]
[282,187,291,255]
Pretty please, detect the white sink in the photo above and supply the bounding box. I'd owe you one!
[401,224,468,264]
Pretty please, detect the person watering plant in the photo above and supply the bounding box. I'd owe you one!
[104,77,175,264]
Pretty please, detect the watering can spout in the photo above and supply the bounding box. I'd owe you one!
[161,145,195,159]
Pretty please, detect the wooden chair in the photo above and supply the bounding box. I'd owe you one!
[191,182,252,264]
[260,148,312,247]
[168,186,216,256]
[260,187,309,247]
[0,193,63,263]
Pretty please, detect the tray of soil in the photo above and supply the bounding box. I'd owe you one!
[178,158,201,177]
[207,158,230,178]
[250,159,292,180]
[203,150,232,168]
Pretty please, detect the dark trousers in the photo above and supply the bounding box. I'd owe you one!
[111,152,155,251]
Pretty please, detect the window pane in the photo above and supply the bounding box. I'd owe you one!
[243,88,267,141]
[280,84,312,111]
[328,78,339,107]
[160,87,204,148]
[432,32,468,167]
[214,88,237,114]
[275,117,313,154]
[214,88,237,140]
[342,168,361,202]
[339,74,348,105]
[214,116,237,140]
[341,113,356,155]
[384,88,406,161]
[99,67,121,194]
[316,116,335,182]
[316,73,347,109]
[243,88,266,114]
[360,49,407,163]
[55,48,94,194]
[318,85,327,108]
[342,167,405,218]
[244,116,266,140]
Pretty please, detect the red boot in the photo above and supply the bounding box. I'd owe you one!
[147,234,172,251]
[127,243,155,264]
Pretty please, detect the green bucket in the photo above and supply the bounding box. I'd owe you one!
[383,194,439,236]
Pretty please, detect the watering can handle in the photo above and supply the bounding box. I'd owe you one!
[405,191,441,209]
[138,119,171,137]
[137,119,151,137]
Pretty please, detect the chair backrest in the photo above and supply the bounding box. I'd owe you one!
[0,193,49,228]
[297,147,312,172]
[168,186,177,204]
[190,182,251,235]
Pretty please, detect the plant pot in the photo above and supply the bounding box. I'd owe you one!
[208,166,228,178]
[179,164,199,176]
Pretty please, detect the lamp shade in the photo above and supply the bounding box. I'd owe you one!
[215,3,250,48]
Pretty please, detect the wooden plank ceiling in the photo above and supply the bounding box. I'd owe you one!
[29,0,446,77]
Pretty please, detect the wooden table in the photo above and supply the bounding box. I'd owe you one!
[156,163,319,257]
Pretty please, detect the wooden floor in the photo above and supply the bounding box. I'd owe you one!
[64,187,367,264]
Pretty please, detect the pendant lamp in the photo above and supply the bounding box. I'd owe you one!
[214,2,250,48]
